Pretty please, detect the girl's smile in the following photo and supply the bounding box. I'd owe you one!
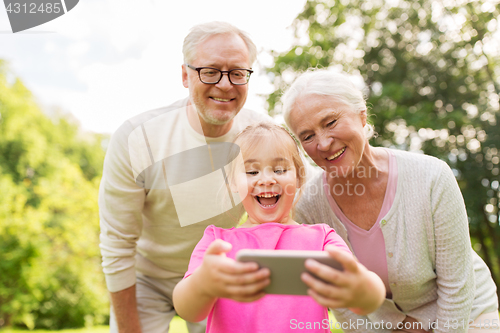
[254,192,281,209]
[234,146,299,227]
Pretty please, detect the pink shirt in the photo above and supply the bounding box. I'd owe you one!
[324,149,398,297]
[185,223,351,333]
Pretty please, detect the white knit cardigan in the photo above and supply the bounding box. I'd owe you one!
[295,149,498,333]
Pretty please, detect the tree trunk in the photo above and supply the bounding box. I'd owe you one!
[474,223,494,274]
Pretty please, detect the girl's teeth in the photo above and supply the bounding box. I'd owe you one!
[258,194,277,198]
[256,194,280,206]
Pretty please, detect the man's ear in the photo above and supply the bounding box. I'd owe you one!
[182,64,189,88]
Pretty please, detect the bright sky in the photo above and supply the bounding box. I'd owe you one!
[0,0,307,134]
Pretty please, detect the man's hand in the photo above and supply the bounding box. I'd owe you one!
[194,239,271,302]
[110,285,142,333]
[301,245,385,315]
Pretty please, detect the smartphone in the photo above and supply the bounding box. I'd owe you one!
[236,249,344,295]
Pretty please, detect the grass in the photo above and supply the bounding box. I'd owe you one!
[0,326,111,333]
[0,314,343,333]
[0,317,188,333]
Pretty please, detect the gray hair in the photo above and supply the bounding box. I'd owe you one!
[282,69,374,139]
[183,21,257,66]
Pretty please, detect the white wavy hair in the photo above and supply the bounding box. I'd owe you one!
[281,69,374,139]
[183,21,257,66]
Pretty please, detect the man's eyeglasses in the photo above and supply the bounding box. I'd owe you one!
[186,64,253,85]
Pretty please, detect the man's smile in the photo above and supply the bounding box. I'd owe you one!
[210,97,235,102]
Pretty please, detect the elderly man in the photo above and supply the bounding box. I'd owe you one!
[99,22,271,333]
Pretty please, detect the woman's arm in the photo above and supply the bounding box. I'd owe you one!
[430,162,475,333]
[173,239,270,322]
[301,245,385,315]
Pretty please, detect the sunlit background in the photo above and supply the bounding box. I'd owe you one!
[0,0,308,134]
[1,0,499,331]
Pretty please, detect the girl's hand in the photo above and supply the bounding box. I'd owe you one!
[301,245,385,315]
[196,239,271,302]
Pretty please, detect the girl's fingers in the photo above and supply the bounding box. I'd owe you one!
[301,271,348,300]
[225,261,264,275]
[304,258,350,288]
[225,277,271,298]
[209,267,270,294]
[324,246,359,273]
[204,239,232,256]
[306,287,345,308]
[223,267,270,286]
[206,254,261,275]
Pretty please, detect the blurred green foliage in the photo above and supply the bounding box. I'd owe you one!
[0,325,109,333]
[267,0,500,300]
[0,60,110,329]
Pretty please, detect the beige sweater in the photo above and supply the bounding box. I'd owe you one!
[295,149,498,333]
[99,98,271,292]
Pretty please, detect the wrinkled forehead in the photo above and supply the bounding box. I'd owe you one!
[294,93,353,114]
[289,94,352,132]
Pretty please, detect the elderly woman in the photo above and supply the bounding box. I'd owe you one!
[282,69,499,333]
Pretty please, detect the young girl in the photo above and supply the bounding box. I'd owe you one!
[173,122,385,332]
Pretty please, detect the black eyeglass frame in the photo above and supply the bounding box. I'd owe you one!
[186,64,253,85]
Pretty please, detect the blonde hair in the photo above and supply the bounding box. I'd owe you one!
[183,21,257,66]
[227,122,306,217]
[282,69,375,139]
